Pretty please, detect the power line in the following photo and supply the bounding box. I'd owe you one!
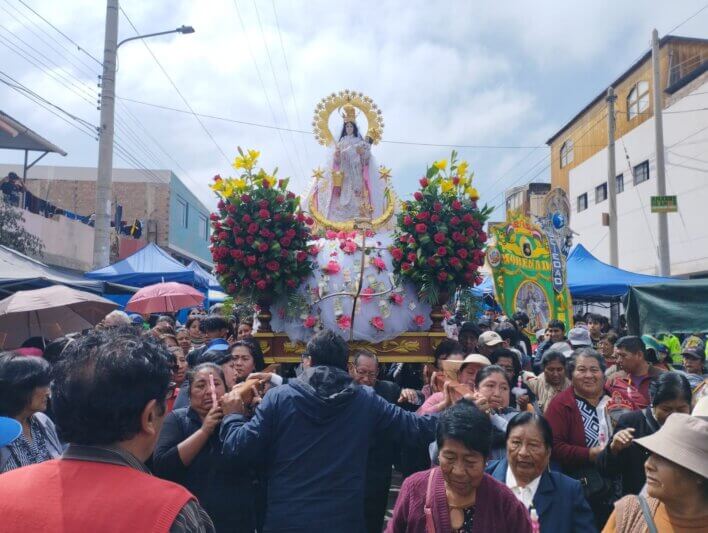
[270,0,313,171]
[16,0,102,66]
[665,1,708,34]
[252,0,306,184]
[231,0,301,185]
[119,6,231,166]
[0,0,99,79]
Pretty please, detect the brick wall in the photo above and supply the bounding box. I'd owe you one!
[23,179,171,246]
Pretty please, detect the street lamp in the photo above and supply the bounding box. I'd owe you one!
[92,0,195,269]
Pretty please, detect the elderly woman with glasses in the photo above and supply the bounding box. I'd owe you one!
[387,400,531,533]
[545,348,614,529]
[0,353,63,473]
[154,363,259,532]
[486,412,595,532]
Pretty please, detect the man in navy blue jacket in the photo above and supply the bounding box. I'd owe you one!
[220,330,439,533]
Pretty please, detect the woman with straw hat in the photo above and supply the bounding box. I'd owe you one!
[602,413,708,532]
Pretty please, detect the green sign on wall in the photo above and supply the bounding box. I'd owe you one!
[650,195,677,213]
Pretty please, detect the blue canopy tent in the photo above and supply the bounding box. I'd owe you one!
[86,243,209,289]
[187,261,222,291]
[469,244,676,302]
[565,244,676,302]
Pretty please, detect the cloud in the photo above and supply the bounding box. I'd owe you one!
[1,0,706,215]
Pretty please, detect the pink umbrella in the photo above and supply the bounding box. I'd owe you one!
[125,282,204,314]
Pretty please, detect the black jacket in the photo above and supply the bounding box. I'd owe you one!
[597,406,659,496]
[153,408,260,533]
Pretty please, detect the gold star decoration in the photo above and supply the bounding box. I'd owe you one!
[312,167,325,180]
[378,166,392,180]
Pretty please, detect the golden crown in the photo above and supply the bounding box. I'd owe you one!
[339,103,358,123]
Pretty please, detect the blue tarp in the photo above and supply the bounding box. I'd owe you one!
[470,244,676,302]
[86,243,208,289]
[566,244,676,300]
[187,261,222,291]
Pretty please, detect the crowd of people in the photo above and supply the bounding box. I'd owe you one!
[0,305,706,532]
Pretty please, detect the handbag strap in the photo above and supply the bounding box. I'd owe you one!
[423,468,436,533]
[637,495,658,533]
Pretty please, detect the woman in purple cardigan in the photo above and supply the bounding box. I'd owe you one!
[387,399,531,533]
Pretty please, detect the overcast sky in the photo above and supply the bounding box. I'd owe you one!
[1,0,706,214]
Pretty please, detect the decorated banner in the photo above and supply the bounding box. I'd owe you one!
[487,215,572,332]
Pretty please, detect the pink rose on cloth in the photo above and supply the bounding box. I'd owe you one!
[325,229,337,239]
[340,239,358,254]
[371,316,385,331]
[303,315,317,328]
[390,293,404,306]
[360,287,375,303]
[336,315,352,330]
[413,314,426,327]
[371,257,387,271]
[323,261,341,274]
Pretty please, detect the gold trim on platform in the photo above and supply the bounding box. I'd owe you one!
[308,187,396,231]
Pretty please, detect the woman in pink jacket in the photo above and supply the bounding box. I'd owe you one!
[387,400,531,533]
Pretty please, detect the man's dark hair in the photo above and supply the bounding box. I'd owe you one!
[615,336,646,357]
[505,412,553,449]
[199,315,229,334]
[458,322,481,338]
[489,348,521,381]
[436,399,492,458]
[197,348,231,366]
[51,329,172,445]
[546,319,565,332]
[306,330,349,369]
[433,339,464,364]
[511,311,530,327]
[0,353,51,417]
[231,338,265,371]
[541,349,567,369]
[567,347,606,378]
[586,313,602,324]
[20,336,49,350]
[42,335,77,366]
[497,324,520,343]
[649,371,692,406]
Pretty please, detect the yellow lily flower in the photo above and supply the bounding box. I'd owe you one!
[466,186,480,200]
[261,173,277,188]
[434,159,447,171]
[233,178,247,191]
[457,161,469,177]
[211,179,225,192]
[440,180,454,193]
[247,149,260,164]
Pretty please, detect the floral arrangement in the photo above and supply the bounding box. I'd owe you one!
[390,151,493,303]
[209,148,315,301]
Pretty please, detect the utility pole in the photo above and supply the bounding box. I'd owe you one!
[606,87,618,267]
[93,0,119,269]
[652,28,671,276]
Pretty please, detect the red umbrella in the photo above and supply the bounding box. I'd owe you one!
[125,282,204,314]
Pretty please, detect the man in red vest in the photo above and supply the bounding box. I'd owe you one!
[0,328,215,532]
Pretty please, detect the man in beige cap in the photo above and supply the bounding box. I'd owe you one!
[477,330,505,357]
[602,413,708,532]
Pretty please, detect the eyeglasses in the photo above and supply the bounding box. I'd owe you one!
[355,369,377,380]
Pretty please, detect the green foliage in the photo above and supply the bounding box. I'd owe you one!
[390,151,493,303]
[0,203,44,257]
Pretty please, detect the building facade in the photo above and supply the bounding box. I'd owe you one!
[0,164,213,270]
[546,35,708,277]
[504,182,552,220]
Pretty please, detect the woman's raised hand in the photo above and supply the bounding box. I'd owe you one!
[201,404,224,435]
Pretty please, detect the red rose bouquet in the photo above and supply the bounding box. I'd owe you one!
[210,148,315,301]
[391,151,493,303]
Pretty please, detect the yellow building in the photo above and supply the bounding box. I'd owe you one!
[547,35,708,192]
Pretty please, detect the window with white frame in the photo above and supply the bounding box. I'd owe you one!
[560,139,574,168]
[177,197,189,228]
[627,81,649,120]
[577,193,588,212]
[595,183,608,203]
[198,214,208,240]
[633,160,649,185]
